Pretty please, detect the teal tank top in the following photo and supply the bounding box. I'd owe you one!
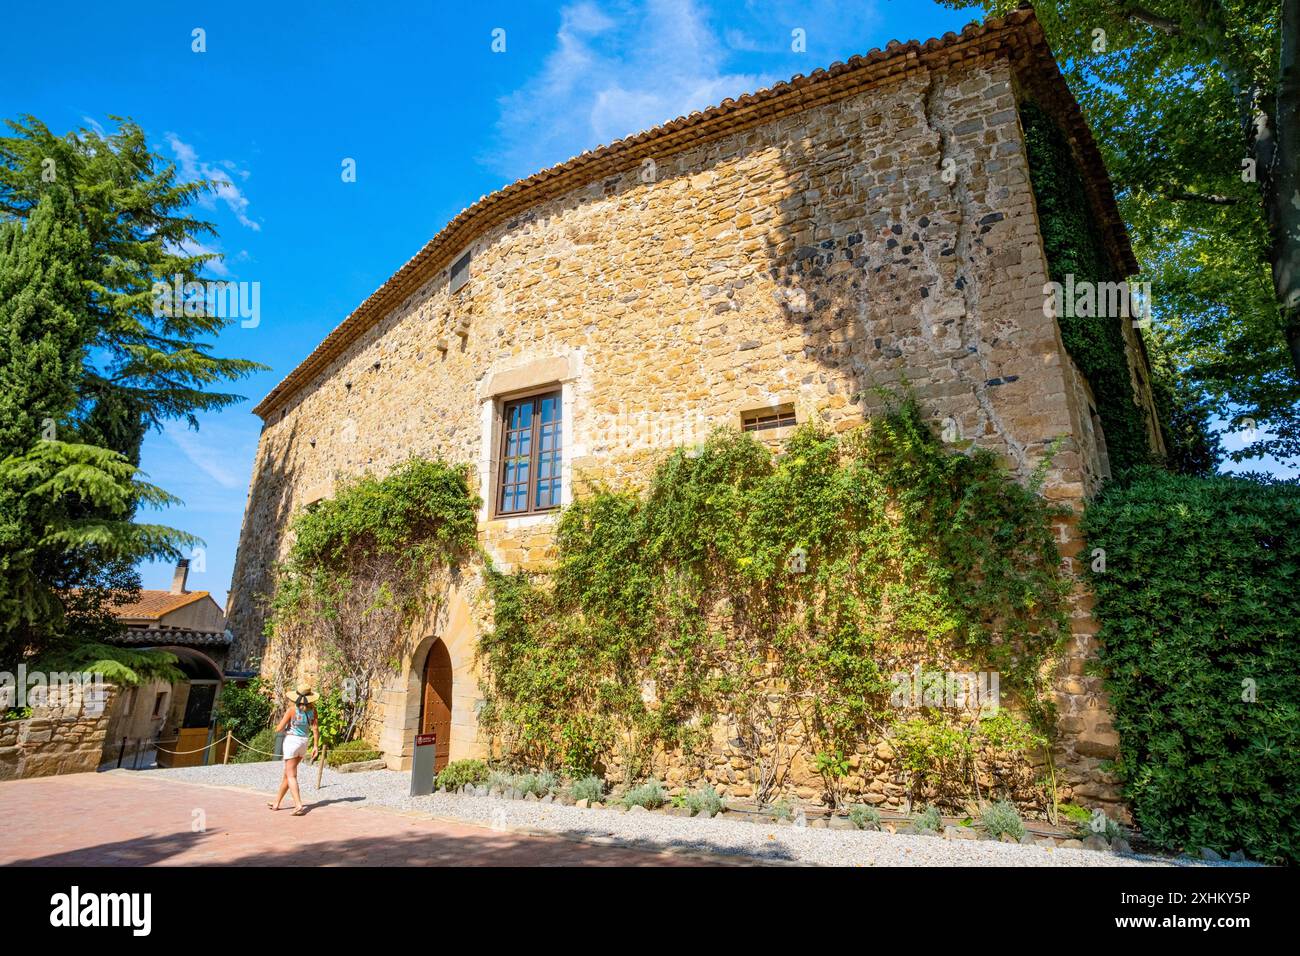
[289,705,313,737]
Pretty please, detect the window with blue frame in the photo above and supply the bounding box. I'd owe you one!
[497,390,562,515]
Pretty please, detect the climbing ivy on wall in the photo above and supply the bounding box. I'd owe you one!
[479,399,1071,797]
[265,459,480,743]
[1020,100,1152,476]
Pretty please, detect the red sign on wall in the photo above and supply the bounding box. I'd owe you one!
[414,733,437,747]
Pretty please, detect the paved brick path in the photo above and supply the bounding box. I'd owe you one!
[0,772,703,866]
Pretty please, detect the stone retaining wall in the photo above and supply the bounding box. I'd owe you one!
[0,683,116,780]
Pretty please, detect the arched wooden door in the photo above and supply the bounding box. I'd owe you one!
[419,639,452,771]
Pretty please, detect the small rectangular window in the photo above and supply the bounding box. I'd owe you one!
[449,250,471,293]
[152,692,168,718]
[497,390,562,516]
[742,405,797,432]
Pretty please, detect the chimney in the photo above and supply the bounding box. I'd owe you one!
[170,559,190,595]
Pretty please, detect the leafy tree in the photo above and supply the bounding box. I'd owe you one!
[33,642,185,687]
[0,116,263,440]
[0,116,260,662]
[1148,336,1226,473]
[0,189,195,663]
[944,1,1298,465]
[212,676,274,742]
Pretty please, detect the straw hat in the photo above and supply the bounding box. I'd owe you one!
[286,683,319,705]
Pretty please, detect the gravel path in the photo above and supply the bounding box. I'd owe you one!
[134,762,1245,867]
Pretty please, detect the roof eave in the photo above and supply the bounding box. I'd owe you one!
[251,5,1135,420]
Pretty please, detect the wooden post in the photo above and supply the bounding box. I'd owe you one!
[316,747,327,789]
[116,737,127,769]
[222,730,232,764]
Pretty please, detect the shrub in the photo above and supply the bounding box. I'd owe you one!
[213,677,273,745]
[326,739,382,767]
[981,800,1025,841]
[313,688,349,749]
[1085,809,1122,842]
[621,779,668,809]
[912,804,942,833]
[567,775,605,803]
[514,771,559,797]
[1058,803,1092,827]
[233,727,277,764]
[684,785,724,817]
[435,759,488,791]
[1083,471,1300,864]
[848,804,882,831]
[769,797,794,822]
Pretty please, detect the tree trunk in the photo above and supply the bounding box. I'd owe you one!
[1274,0,1300,376]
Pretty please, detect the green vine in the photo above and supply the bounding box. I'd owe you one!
[480,398,1071,802]
[1020,100,1152,475]
[265,458,479,742]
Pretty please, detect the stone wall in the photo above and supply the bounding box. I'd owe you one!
[228,49,1148,816]
[0,683,116,780]
[598,710,1050,818]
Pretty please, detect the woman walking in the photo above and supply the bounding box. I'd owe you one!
[268,683,320,816]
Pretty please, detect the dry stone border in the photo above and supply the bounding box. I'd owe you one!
[449,781,1142,856]
[136,763,1258,867]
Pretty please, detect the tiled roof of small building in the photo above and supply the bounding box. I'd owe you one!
[106,626,233,648]
[109,590,214,621]
[253,4,1135,419]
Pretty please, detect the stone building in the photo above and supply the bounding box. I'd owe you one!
[226,8,1161,814]
[97,560,232,769]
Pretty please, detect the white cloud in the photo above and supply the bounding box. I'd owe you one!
[165,133,261,232]
[490,0,775,179]
[174,238,231,277]
[168,425,245,491]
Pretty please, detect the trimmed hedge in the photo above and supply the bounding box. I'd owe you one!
[1083,470,1300,863]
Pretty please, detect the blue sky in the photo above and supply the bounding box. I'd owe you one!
[3,1,1289,610]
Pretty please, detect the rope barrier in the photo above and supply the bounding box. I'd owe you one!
[228,733,324,761]
[136,732,324,761]
[227,734,281,758]
[153,738,222,756]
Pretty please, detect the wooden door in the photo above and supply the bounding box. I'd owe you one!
[420,640,453,771]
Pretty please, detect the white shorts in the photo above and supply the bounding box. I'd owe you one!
[283,735,309,760]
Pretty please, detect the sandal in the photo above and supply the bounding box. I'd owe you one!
[267,802,281,811]
[291,806,308,816]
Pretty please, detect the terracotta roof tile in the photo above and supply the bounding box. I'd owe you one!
[111,590,213,621]
[107,626,232,648]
